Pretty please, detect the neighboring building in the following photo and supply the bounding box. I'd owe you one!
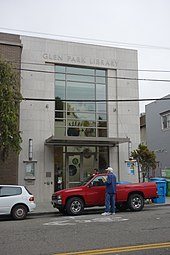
[0,33,22,184]
[0,33,140,204]
[146,95,170,176]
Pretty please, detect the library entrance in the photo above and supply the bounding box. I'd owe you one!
[54,146,109,191]
[45,135,130,191]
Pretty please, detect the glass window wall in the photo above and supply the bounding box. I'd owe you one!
[55,65,107,137]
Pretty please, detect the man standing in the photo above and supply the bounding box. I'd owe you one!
[102,167,116,216]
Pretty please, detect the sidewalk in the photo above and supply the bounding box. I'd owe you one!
[31,196,170,216]
[32,201,57,215]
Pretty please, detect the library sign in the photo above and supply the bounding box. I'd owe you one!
[43,53,118,68]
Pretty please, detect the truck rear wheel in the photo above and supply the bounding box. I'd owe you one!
[128,193,144,211]
[66,197,84,215]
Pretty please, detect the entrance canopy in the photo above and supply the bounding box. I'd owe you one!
[45,136,130,147]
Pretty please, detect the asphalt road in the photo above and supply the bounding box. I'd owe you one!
[0,206,170,255]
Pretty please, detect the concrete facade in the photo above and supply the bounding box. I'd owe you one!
[0,33,140,203]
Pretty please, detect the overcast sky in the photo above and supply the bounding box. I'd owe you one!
[0,0,170,113]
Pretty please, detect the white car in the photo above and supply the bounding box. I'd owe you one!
[0,185,36,220]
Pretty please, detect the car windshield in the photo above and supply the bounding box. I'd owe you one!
[81,176,93,186]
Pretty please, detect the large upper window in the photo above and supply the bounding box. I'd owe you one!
[55,66,107,137]
[161,112,170,130]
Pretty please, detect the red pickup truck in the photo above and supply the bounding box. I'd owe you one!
[51,174,158,215]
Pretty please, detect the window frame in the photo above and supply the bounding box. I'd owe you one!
[161,111,170,130]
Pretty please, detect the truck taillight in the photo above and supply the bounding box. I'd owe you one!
[29,196,34,202]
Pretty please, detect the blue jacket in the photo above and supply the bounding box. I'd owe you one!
[105,173,116,194]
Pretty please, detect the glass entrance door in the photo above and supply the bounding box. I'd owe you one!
[54,146,109,190]
[66,152,96,188]
[66,154,81,188]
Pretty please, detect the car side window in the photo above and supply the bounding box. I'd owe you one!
[91,176,105,187]
[0,187,22,197]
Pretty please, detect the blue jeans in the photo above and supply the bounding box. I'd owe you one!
[105,192,115,213]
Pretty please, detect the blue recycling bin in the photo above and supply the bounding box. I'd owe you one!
[150,178,167,203]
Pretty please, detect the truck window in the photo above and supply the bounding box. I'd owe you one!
[91,176,105,187]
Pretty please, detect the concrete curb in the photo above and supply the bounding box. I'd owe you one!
[30,211,57,216]
[145,203,170,208]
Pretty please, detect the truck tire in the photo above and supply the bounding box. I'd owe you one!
[66,197,84,215]
[11,204,28,220]
[128,193,144,211]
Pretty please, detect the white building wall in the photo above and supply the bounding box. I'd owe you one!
[18,35,140,203]
[107,52,140,182]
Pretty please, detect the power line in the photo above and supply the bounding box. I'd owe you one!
[23,97,170,102]
[8,60,170,73]
[1,97,170,107]
[1,27,170,51]
[2,59,170,83]
[12,67,170,83]
[1,96,169,103]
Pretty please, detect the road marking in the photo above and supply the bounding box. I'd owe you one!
[43,216,128,226]
[44,220,76,226]
[52,242,170,255]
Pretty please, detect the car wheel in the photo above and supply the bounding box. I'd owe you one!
[116,202,128,212]
[128,193,144,211]
[66,197,84,215]
[11,205,28,220]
